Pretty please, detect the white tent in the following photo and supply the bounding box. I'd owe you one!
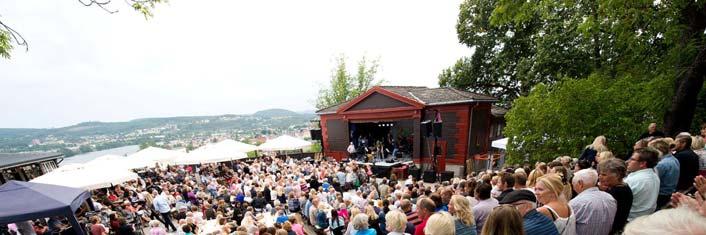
[31,167,139,190]
[212,139,258,153]
[258,135,312,151]
[84,154,147,170]
[491,137,508,150]
[173,145,248,165]
[126,146,186,167]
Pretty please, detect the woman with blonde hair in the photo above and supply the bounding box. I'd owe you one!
[480,205,524,235]
[596,151,614,164]
[580,135,609,166]
[351,213,375,235]
[448,195,476,235]
[527,169,544,188]
[364,205,381,234]
[424,212,456,235]
[384,210,408,235]
[534,174,576,235]
[344,207,362,235]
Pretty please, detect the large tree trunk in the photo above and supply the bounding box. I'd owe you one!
[663,6,706,137]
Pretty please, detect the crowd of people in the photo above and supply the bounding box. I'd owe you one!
[4,123,706,235]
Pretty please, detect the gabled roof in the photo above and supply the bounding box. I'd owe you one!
[315,86,498,115]
[0,152,63,170]
[380,86,498,105]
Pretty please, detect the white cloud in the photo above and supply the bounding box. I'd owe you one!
[0,0,471,128]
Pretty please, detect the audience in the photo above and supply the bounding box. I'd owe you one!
[448,195,476,235]
[480,205,524,235]
[624,147,661,221]
[424,212,455,235]
[10,126,706,235]
[597,158,633,234]
[534,174,576,234]
[569,169,616,235]
[497,190,557,235]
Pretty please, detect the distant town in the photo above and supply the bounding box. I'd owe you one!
[0,109,317,157]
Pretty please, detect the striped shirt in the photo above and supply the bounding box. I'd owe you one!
[523,209,559,235]
[569,187,617,235]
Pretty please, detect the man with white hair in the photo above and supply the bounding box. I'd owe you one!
[569,168,617,235]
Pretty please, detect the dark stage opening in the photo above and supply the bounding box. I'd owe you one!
[348,119,414,162]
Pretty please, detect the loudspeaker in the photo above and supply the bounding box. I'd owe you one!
[423,171,437,183]
[310,129,322,140]
[433,122,442,138]
[440,171,454,182]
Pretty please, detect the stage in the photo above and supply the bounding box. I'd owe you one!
[357,159,414,178]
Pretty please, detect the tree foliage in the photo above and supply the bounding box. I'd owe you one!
[0,0,164,59]
[316,55,382,109]
[443,0,706,162]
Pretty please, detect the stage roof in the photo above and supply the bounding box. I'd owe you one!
[316,86,498,115]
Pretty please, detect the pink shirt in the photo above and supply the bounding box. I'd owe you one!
[291,223,305,235]
[149,227,167,235]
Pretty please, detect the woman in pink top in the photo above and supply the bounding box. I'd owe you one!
[148,220,167,235]
[89,216,107,235]
[289,215,306,235]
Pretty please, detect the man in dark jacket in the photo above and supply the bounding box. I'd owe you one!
[673,135,700,192]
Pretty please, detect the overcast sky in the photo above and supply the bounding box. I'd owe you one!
[0,0,470,128]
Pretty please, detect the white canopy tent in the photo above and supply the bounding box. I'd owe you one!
[84,154,148,170]
[31,167,139,190]
[258,135,312,151]
[173,143,248,165]
[491,137,508,150]
[212,139,258,153]
[126,146,186,167]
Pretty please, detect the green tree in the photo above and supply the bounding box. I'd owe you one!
[316,55,382,109]
[439,0,603,107]
[139,141,156,150]
[0,0,164,59]
[443,0,706,162]
[491,0,706,136]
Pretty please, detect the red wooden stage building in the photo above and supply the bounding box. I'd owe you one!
[315,86,505,177]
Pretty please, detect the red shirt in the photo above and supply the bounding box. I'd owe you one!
[414,217,428,235]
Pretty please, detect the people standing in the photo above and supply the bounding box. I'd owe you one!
[569,169,616,235]
[471,183,498,234]
[413,198,435,235]
[648,138,680,209]
[534,174,576,235]
[673,135,700,192]
[624,147,660,221]
[497,190,558,235]
[152,190,177,232]
[597,158,633,234]
[448,195,477,235]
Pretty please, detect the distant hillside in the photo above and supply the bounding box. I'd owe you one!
[253,108,302,117]
[0,109,315,153]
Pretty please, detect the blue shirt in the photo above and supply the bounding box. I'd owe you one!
[454,218,477,235]
[356,228,377,235]
[523,209,559,235]
[276,215,289,224]
[655,154,680,195]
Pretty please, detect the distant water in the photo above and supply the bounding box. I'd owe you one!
[60,145,140,165]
